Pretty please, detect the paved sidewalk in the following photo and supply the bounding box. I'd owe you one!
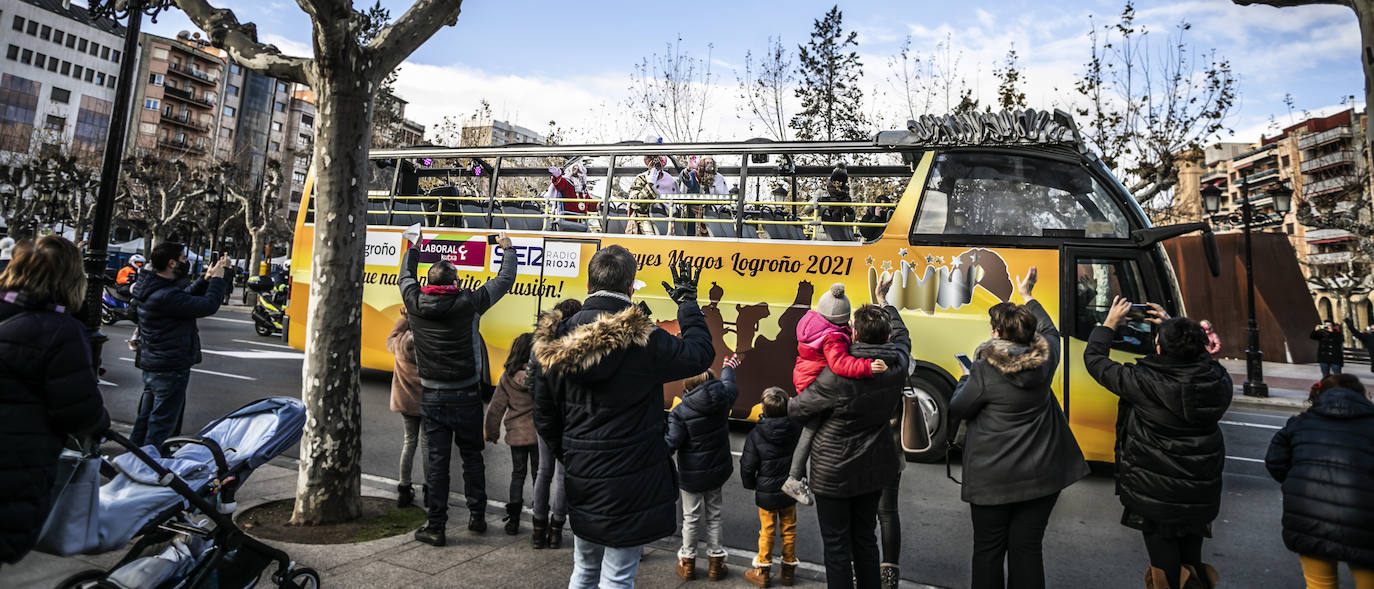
[1219,358,1374,411]
[5,458,940,589]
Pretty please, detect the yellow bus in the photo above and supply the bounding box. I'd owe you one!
[286,109,1217,463]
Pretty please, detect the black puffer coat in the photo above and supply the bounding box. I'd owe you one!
[399,247,516,390]
[1084,325,1233,530]
[666,366,739,493]
[0,292,110,564]
[950,299,1089,505]
[532,294,714,547]
[1266,387,1374,569]
[740,415,802,511]
[132,271,226,371]
[789,304,909,499]
[1310,327,1345,365]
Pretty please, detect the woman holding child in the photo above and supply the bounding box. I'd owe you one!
[950,267,1090,589]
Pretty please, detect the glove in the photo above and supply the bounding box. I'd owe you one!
[723,354,741,369]
[661,260,701,306]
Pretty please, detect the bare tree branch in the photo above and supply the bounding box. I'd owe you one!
[366,0,463,77]
[173,0,311,84]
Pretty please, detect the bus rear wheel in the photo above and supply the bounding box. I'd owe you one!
[901,371,953,464]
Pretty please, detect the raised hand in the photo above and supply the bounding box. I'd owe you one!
[1016,266,1038,302]
[1144,302,1170,325]
[875,271,894,305]
[1103,296,1133,330]
[661,260,701,305]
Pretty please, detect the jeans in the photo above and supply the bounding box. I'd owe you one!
[1141,530,1204,589]
[130,369,191,448]
[398,413,428,486]
[509,444,537,506]
[421,388,486,528]
[878,478,901,567]
[533,435,567,521]
[680,487,726,559]
[815,491,882,589]
[969,491,1060,589]
[1319,363,1343,378]
[789,423,817,479]
[756,505,798,566]
[569,535,642,589]
[1299,554,1374,589]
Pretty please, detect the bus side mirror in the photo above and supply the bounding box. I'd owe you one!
[1202,230,1221,278]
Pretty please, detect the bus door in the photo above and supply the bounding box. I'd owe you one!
[1061,246,1169,462]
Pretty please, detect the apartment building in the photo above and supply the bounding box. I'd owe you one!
[126,31,224,166]
[1292,109,1370,330]
[460,117,543,147]
[282,87,315,216]
[218,59,293,192]
[0,0,124,162]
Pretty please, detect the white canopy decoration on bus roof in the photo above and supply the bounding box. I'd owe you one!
[874,108,1083,150]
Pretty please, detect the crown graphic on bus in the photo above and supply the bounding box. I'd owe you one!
[867,247,1015,314]
[874,108,1083,151]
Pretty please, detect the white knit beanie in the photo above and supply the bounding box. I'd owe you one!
[815,283,851,324]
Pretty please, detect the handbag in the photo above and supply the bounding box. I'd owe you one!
[35,438,104,556]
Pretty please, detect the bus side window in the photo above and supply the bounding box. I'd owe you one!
[1074,257,1154,354]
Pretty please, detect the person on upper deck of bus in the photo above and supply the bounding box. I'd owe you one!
[949,266,1089,589]
[403,229,518,548]
[1085,298,1232,589]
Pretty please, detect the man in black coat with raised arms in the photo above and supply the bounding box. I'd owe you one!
[404,229,518,547]
[532,249,714,588]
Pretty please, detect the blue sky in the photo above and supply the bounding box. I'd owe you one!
[142,0,1363,146]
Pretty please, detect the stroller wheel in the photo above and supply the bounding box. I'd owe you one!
[55,569,115,589]
[279,567,320,589]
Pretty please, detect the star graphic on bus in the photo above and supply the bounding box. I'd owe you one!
[864,255,875,266]
[898,247,909,258]
[924,254,936,264]
[880,260,893,271]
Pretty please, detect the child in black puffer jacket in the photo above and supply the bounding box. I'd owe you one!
[740,387,803,587]
[666,354,741,582]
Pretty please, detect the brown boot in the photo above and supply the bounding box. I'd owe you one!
[708,554,729,580]
[744,565,771,587]
[780,562,797,586]
[677,557,696,581]
[1182,564,1218,589]
[1144,567,1167,589]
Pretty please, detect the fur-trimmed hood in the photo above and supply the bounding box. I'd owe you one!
[975,335,1053,387]
[533,304,658,379]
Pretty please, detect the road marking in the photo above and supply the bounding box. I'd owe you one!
[206,316,254,325]
[98,378,117,387]
[1226,456,1264,463]
[1226,410,1292,421]
[1219,420,1281,430]
[202,349,305,360]
[119,357,257,381]
[232,339,297,350]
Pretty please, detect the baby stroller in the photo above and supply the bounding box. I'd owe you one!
[38,397,318,589]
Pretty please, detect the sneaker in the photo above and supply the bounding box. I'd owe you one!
[781,477,813,505]
[414,525,445,547]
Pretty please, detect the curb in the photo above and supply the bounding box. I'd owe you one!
[1229,394,1304,413]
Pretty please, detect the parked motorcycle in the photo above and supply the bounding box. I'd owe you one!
[101,284,137,325]
[248,277,287,337]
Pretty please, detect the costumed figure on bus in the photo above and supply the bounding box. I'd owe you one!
[809,163,855,241]
[628,155,675,234]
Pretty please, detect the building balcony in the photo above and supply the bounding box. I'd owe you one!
[1300,150,1357,174]
[1201,169,1227,184]
[1307,251,1354,266]
[162,86,216,109]
[1306,228,1353,242]
[166,62,218,86]
[1242,167,1280,187]
[1299,126,1354,150]
[158,137,206,154]
[1303,174,1359,196]
[160,111,209,133]
[1231,144,1277,168]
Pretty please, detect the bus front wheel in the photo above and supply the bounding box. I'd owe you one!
[901,371,954,464]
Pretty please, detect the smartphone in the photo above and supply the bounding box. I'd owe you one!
[487,234,499,244]
[1127,303,1150,318]
[955,353,972,370]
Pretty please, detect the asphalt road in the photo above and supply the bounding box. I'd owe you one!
[94,313,1321,589]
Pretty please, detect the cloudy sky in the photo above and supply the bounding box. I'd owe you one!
[143,0,1363,147]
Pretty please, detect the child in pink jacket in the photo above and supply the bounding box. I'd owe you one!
[782,283,887,504]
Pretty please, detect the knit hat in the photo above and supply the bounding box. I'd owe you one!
[829,163,848,183]
[816,283,851,324]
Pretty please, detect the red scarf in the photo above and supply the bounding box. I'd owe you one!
[421,285,464,295]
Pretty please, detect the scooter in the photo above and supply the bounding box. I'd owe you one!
[101,284,137,325]
[248,277,287,337]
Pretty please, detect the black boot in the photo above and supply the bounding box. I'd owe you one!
[468,512,487,534]
[530,516,546,549]
[397,484,414,508]
[414,524,445,547]
[504,502,522,535]
[548,516,564,549]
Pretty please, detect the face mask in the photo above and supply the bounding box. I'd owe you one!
[173,261,190,279]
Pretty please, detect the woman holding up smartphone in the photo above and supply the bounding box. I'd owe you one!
[949,267,1090,589]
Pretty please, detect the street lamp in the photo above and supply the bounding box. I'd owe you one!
[1203,178,1296,398]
